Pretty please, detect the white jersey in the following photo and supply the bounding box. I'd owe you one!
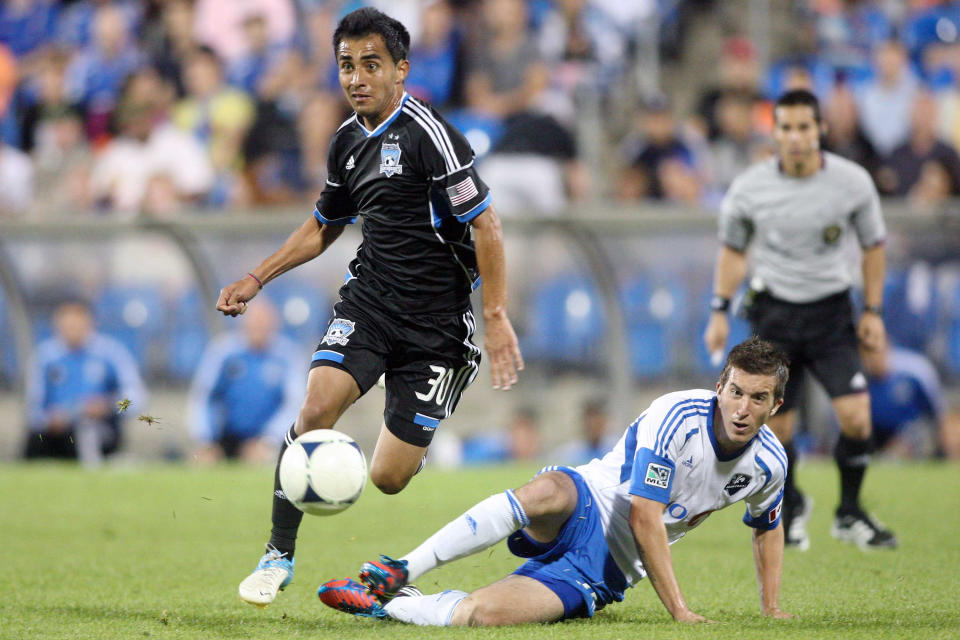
[575,389,787,587]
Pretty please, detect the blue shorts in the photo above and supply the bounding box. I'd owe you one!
[509,466,628,619]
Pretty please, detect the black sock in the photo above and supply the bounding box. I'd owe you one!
[269,425,303,559]
[782,438,801,506]
[834,434,872,514]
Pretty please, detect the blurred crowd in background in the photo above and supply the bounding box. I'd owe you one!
[3,0,960,464]
[7,0,960,217]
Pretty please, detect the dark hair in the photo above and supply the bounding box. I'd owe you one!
[774,88,821,124]
[718,337,790,402]
[332,7,410,64]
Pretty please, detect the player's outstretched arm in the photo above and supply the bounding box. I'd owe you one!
[629,496,711,624]
[216,217,345,316]
[703,245,747,358]
[471,206,524,390]
[751,524,793,619]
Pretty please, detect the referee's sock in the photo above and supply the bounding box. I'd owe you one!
[269,425,304,559]
[834,434,872,514]
[782,439,802,507]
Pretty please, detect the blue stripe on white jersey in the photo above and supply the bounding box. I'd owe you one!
[757,429,787,474]
[619,413,645,483]
[754,454,773,489]
[654,399,713,456]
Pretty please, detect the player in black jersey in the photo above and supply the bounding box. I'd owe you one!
[218,8,524,607]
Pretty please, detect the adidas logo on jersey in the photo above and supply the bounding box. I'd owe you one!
[345,155,355,170]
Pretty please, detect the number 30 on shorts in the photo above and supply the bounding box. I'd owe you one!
[416,365,455,406]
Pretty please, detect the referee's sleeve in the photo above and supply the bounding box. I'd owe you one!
[718,178,752,251]
[851,175,885,249]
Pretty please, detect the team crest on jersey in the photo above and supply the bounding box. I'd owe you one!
[380,143,403,177]
[822,224,843,245]
[322,318,356,346]
[645,462,672,489]
[724,473,752,496]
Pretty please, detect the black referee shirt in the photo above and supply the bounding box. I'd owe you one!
[314,93,492,314]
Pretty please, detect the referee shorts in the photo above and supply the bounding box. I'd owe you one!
[746,290,868,413]
[310,297,481,447]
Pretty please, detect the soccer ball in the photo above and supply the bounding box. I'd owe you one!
[279,429,367,516]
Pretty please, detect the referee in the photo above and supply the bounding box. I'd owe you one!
[218,8,524,606]
[704,89,897,551]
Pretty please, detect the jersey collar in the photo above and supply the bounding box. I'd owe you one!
[355,92,409,138]
[707,396,755,461]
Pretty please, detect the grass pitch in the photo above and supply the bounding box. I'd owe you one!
[1,460,958,640]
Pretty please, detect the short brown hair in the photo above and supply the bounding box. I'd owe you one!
[718,337,790,402]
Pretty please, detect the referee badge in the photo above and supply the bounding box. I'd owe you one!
[822,224,842,245]
[380,143,403,177]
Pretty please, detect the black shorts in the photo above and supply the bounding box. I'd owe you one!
[746,290,867,413]
[310,297,481,447]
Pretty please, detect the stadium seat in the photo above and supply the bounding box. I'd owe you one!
[264,278,330,346]
[882,263,937,352]
[166,288,211,381]
[522,275,605,369]
[620,275,688,378]
[93,283,168,372]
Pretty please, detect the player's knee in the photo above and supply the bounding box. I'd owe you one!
[455,596,502,627]
[515,472,576,519]
[297,400,340,432]
[369,466,411,495]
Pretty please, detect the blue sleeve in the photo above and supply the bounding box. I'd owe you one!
[743,488,783,530]
[628,447,675,504]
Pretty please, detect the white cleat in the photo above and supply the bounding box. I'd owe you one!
[239,544,295,607]
[785,495,813,551]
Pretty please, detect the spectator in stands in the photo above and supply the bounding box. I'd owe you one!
[30,106,92,216]
[19,49,79,153]
[550,397,616,466]
[0,45,32,216]
[822,83,880,177]
[461,406,542,466]
[188,298,303,465]
[812,0,893,80]
[406,0,462,108]
[64,3,145,142]
[464,0,548,121]
[173,45,255,207]
[861,342,948,459]
[227,13,288,95]
[619,94,702,204]
[855,39,919,157]
[0,0,59,63]
[705,90,770,195]
[875,91,960,197]
[693,36,766,142]
[193,0,295,64]
[141,0,196,96]
[57,0,141,50]
[24,299,146,465]
[90,68,214,215]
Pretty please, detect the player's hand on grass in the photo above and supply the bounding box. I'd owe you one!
[217,275,261,316]
[484,312,524,391]
[673,608,712,624]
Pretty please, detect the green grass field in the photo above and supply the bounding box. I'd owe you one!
[1,460,958,640]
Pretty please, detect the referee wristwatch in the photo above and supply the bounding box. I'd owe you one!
[710,295,731,313]
[863,304,883,315]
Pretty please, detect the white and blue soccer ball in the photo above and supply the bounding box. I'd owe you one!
[279,429,367,516]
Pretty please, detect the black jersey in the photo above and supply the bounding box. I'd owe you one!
[314,93,491,314]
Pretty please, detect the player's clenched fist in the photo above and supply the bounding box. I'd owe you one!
[217,275,261,316]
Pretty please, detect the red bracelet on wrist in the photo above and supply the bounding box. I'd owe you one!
[247,272,264,289]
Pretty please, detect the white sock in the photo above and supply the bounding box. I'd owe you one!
[401,490,529,582]
[384,590,469,626]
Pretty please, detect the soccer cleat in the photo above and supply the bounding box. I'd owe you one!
[318,578,387,618]
[238,544,295,607]
[831,509,899,550]
[359,555,409,599]
[784,494,813,551]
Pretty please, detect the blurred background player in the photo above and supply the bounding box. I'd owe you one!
[188,298,303,465]
[704,89,897,552]
[24,299,146,466]
[215,8,523,607]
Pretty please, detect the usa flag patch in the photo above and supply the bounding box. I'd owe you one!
[447,176,479,206]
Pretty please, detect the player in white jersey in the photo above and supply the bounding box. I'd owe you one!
[318,338,793,625]
[704,89,897,551]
